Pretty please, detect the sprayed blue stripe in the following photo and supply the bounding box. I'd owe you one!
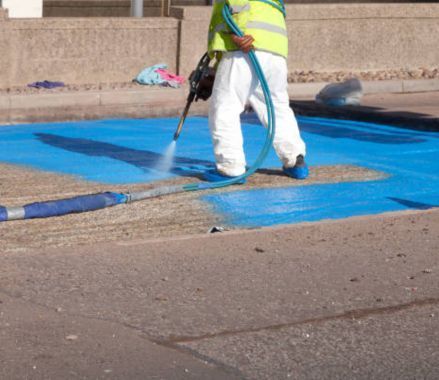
[0,206,7,222]
[203,116,439,226]
[203,177,439,227]
[0,114,437,226]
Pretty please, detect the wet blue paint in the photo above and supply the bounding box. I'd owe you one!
[0,116,279,184]
[0,115,438,227]
[203,115,439,226]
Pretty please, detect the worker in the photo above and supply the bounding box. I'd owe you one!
[202,0,308,182]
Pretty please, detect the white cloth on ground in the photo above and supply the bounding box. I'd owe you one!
[208,50,306,177]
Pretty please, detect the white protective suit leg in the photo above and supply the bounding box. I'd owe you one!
[209,50,306,176]
[248,51,306,168]
[209,51,251,177]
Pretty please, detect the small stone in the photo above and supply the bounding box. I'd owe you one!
[56,307,63,313]
[376,298,383,302]
[422,269,432,274]
[350,277,359,282]
[65,335,78,341]
[255,247,265,253]
[208,226,225,234]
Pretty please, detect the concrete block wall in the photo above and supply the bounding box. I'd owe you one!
[171,6,210,76]
[0,17,179,87]
[1,3,438,88]
[0,7,8,19]
[44,0,160,17]
[174,3,439,77]
[287,4,439,72]
[43,0,207,17]
[43,0,422,18]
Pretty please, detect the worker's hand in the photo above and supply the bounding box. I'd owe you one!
[231,34,254,53]
[195,67,216,101]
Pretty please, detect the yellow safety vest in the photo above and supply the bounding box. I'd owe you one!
[208,0,288,59]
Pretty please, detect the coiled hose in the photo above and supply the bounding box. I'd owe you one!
[0,2,280,222]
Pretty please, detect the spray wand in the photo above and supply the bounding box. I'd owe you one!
[173,53,212,141]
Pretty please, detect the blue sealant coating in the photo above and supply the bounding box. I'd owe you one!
[0,117,281,184]
[0,206,7,222]
[203,115,439,226]
[0,115,438,226]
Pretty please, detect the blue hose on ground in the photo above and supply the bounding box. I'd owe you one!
[0,193,127,222]
[0,2,279,222]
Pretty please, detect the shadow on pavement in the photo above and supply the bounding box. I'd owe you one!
[35,133,214,178]
[290,100,439,132]
[388,197,438,210]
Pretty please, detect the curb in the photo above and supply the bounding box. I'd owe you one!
[0,79,438,124]
[0,86,204,124]
[288,79,439,98]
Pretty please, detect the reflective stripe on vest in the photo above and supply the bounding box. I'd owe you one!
[246,21,286,37]
[208,23,229,42]
[230,3,251,13]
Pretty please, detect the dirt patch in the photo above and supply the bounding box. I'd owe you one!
[288,67,439,83]
[0,163,386,253]
[1,67,438,95]
[0,82,148,95]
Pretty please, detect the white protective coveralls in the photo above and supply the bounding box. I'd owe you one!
[209,50,306,177]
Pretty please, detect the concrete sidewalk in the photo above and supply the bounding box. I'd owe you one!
[1,79,438,124]
[1,209,438,379]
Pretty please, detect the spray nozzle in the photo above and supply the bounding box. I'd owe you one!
[173,103,189,141]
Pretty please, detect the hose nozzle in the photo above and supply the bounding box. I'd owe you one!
[173,123,183,141]
[173,99,191,141]
[173,52,211,142]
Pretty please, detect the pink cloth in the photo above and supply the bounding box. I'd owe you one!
[155,68,185,85]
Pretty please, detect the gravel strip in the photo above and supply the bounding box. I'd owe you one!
[0,163,385,253]
[288,67,439,83]
[1,68,437,95]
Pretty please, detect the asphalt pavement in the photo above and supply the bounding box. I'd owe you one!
[1,90,438,379]
[1,209,438,379]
